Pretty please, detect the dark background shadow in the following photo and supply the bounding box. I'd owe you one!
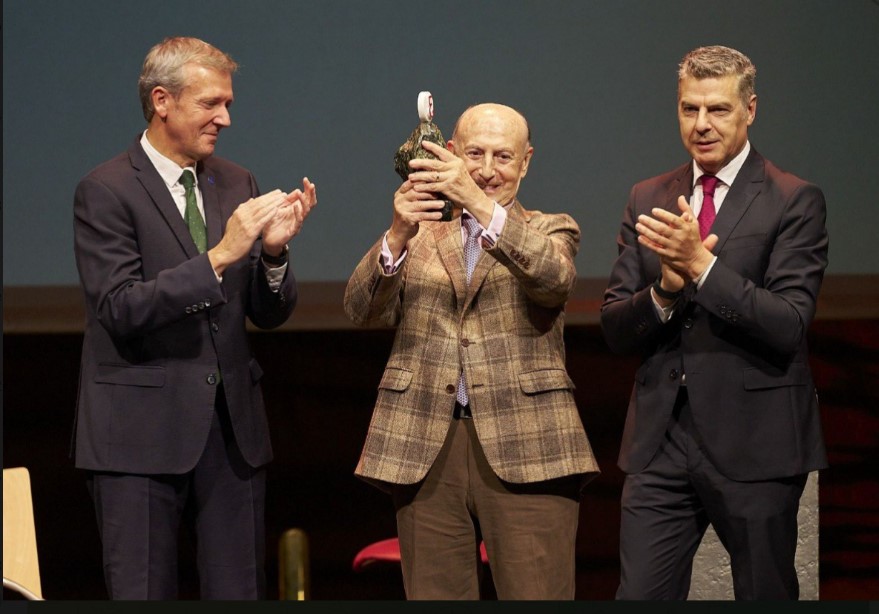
[3,320,876,600]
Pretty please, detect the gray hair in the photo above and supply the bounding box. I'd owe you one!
[678,45,756,105]
[138,36,238,122]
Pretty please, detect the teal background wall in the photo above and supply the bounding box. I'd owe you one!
[4,0,878,286]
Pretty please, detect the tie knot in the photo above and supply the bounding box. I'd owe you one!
[180,170,196,190]
[701,174,719,197]
[462,214,481,238]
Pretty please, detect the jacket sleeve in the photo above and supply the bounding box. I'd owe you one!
[73,174,228,340]
[600,182,666,355]
[486,211,580,309]
[694,181,828,355]
[343,237,405,328]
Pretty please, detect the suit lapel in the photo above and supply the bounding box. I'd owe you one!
[660,165,695,305]
[437,202,521,310]
[434,220,468,304]
[197,161,224,250]
[128,138,200,259]
[663,164,694,216]
[466,204,515,297]
[709,150,764,252]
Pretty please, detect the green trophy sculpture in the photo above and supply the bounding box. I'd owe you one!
[394,91,454,221]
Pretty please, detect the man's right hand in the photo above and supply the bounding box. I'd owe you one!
[385,180,447,260]
[208,190,289,276]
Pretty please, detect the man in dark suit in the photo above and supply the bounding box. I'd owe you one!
[344,103,599,599]
[601,45,828,600]
[72,36,316,599]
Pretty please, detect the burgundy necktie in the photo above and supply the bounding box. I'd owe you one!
[698,175,719,240]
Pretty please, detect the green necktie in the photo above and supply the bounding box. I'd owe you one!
[180,170,207,253]
[179,170,220,384]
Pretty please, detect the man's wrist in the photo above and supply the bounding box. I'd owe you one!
[385,228,411,261]
[261,244,289,266]
[686,250,714,281]
[652,277,683,301]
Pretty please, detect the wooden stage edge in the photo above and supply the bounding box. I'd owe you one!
[4,274,878,334]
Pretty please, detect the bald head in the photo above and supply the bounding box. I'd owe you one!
[452,103,531,149]
[449,103,534,207]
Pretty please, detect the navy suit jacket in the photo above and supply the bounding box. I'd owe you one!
[601,148,829,481]
[72,136,297,474]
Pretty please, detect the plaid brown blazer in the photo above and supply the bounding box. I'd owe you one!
[344,201,599,487]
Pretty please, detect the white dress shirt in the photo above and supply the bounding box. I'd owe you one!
[139,130,286,289]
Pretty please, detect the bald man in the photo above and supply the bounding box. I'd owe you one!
[344,103,599,600]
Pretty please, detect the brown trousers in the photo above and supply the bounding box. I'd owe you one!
[392,415,582,600]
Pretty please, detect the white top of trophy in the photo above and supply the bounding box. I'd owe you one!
[417,91,434,122]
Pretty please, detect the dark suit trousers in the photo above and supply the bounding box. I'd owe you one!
[392,411,582,600]
[617,387,807,600]
[87,387,267,600]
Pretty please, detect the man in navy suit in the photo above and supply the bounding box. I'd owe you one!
[72,36,316,599]
[601,45,828,599]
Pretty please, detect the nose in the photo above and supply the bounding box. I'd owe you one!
[479,156,495,180]
[215,106,232,128]
[695,108,711,133]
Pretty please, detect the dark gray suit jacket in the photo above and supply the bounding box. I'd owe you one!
[601,149,829,481]
[72,136,297,474]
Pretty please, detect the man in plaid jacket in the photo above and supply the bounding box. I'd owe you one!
[344,102,599,600]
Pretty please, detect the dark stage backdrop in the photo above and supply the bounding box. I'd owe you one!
[4,0,879,287]
[4,322,878,600]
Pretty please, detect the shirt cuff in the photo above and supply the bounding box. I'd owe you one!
[263,261,287,292]
[694,256,718,289]
[380,232,407,274]
[476,202,506,248]
[650,289,675,323]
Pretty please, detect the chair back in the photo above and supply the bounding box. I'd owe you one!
[3,467,43,600]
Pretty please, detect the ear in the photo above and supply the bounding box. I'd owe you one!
[151,86,173,121]
[446,139,456,154]
[520,146,534,178]
[746,94,757,126]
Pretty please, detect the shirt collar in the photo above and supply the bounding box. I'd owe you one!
[692,141,751,188]
[140,130,197,189]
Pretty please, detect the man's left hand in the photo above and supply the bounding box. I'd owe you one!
[636,195,717,281]
[262,177,317,255]
[408,140,493,221]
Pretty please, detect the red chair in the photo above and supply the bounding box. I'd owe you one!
[353,537,489,572]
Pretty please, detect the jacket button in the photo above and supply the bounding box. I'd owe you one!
[461,338,470,347]
[669,369,679,380]
[211,323,219,332]
[192,304,199,312]
[683,319,693,329]
[445,384,456,394]
[204,299,212,307]
[198,302,206,310]
[206,373,217,385]
[185,306,192,314]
